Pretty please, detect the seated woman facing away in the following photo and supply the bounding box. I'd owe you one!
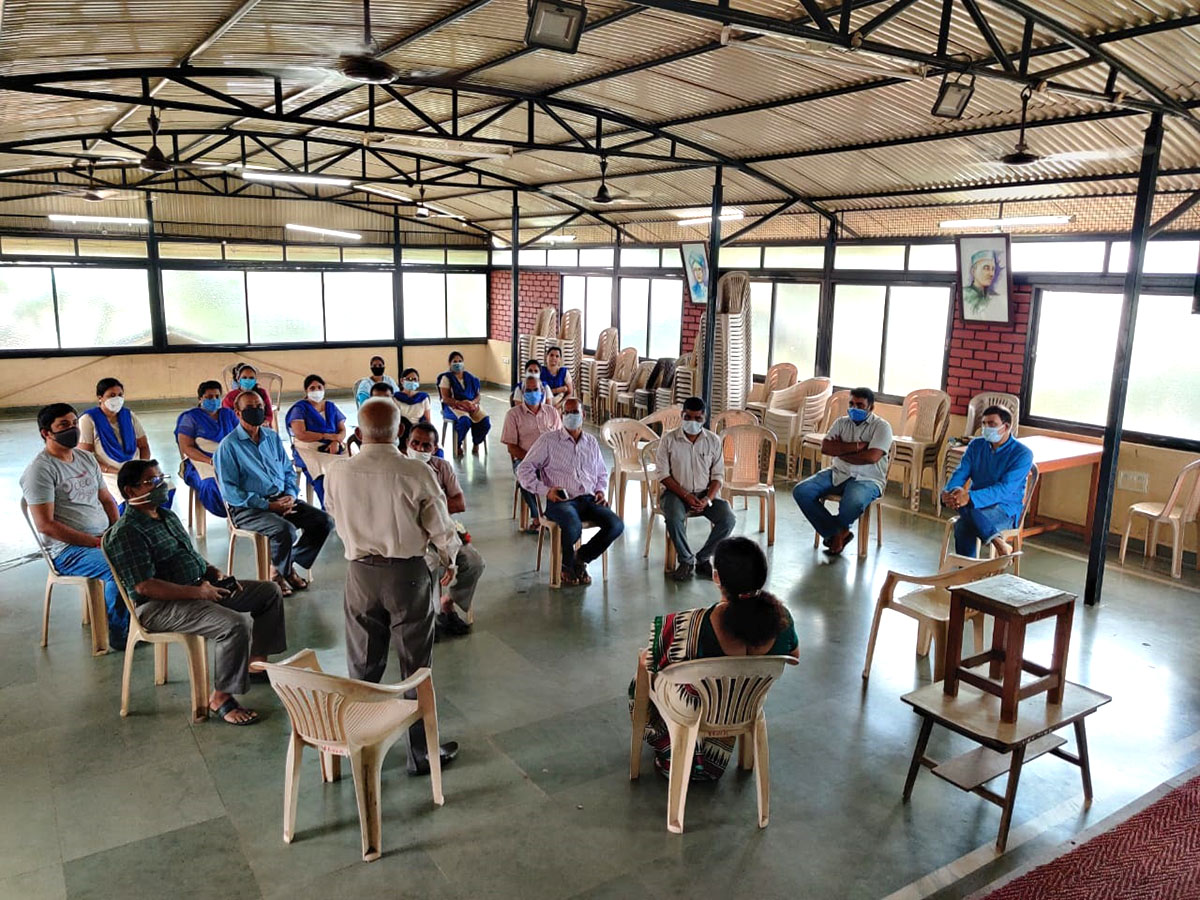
[394,367,433,425]
[176,380,239,518]
[285,374,347,508]
[438,350,490,457]
[632,536,798,782]
[79,377,174,509]
[222,363,275,427]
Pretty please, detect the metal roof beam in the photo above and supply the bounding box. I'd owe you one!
[961,0,1017,75]
[1147,189,1200,238]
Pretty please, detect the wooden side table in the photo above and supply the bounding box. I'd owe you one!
[902,679,1110,851]
[943,574,1075,724]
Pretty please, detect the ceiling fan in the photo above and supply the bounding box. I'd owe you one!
[51,162,140,202]
[337,0,399,84]
[988,87,1143,168]
[412,187,466,220]
[546,158,657,206]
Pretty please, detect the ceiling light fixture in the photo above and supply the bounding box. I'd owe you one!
[931,70,975,119]
[47,214,149,226]
[285,223,363,240]
[241,170,353,187]
[537,234,576,243]
[525,0,587,53]
[938,215,1073,230]
[358,184,413,202]
[676,211,745,227]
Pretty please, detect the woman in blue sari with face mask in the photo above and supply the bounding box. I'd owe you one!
[175,380,239,518]
[438,351,490,457]
[79,377,175,509]
[285,374,347,508]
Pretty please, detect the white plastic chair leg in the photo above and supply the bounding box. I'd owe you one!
[664,720,698,834]
[418,678,445,807]
[41,580,53,648]
[753,715,770,828]
[349,746,384,862]
[283,732,304,844]
[861,599,885,681]
[119,640,136,717]
[629,664,650,780]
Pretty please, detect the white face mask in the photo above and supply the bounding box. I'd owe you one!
[103,396,125,413]
[307,389,325,403]
[981,424,1005,443]
[410,450,432,464]
[563,412,584,431]
[681,419,704,436]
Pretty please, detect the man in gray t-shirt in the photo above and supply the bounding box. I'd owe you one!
[20,403,125,646]
[793,386,893,556]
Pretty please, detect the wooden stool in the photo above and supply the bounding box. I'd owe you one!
[943,574,1075,724]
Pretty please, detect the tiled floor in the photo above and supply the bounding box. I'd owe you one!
[1,391,1197,900]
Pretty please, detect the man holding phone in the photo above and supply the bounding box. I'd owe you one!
[103,459,287,725]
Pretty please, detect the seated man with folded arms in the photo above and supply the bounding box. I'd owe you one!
[941,405,1033,557]
[502,373,562,533]
[214,390,333,598]
[104,459,286,726]
[176,380,240,519]
[408,422,485,639]
[517,397,624,586]
[657,396,736,581]
[792,387,893,557]
[21,403,126,648]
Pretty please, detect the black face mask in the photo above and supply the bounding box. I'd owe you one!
[371,365,385,376]
[48,426,80,449]
[241,407,266,427]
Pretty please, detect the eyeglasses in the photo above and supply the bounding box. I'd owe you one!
[138,474,169,487]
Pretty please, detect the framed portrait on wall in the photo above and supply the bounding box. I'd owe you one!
[956,234,1012,324]
[680,241,709,305]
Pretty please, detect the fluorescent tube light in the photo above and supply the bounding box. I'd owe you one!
[285,223,362,240]
[47,214,148,226]
[677,211,746,227]
[939,215,1073,230]
[537,234,576,243]
[241,170,353,187]
[358,184,413,202]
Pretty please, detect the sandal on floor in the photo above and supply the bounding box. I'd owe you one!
[521,523,541,534]
[272,574,294,597]
[285,572,309,591]
[210,697,261,726]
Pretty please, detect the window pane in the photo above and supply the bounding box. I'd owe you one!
[77,239,147,259]
[55,267,152,348]
[1109,240,1200,275]
[547,249,577,267]
[563,275,585,317]
[830,284,885,388]
[159,242,223,260]
[163,269,247,345]
[620,278,649,357]
[518,249,546,267]
[324,272,394,341]
[246,271,323,344]
[403,248,444,265]
[585,276,612,349]
[1,236,74,256]
[447,273,487,338]
[908,243,956,271]
[1030,291,1121,425]
[649,279,682,358]
[343,246,393,263]
[403,272,447,339]
[447,249,488,265]
[286,245,340,262]
[835,244,905,271]
[882,286,951,396]
[0,267,57,349]
[660,247,682,270]
[621,247,660,267]
[579,248,614,268]
[764,245,823,268]
[721,246,761,269]
[1011,241,1105,273]
[225,244,283,261]
[491,250,512,266]
[749,281,772,376]
[772,282,820,379]
[1126,294,1200,440]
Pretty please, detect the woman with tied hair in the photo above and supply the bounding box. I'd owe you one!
[437,350,490,457]
[221,362,275,427]
[284,374,347,508]
[79,376,174,509]
[632,537,798,782]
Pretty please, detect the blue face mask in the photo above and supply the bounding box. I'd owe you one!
[848,407,869,423]
[200,397,221,413]
[238,376,257,391]
[981,425,1006,443]
[563,412,584,431]
[523,390,543,406]
[451,362,465,373]
[403,380,420,392]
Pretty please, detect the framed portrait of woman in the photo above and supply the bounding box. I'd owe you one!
[956,234,1012,324]
[680,241,709,305]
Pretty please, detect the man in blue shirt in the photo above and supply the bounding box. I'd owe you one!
[940,405,1034,557]
[214,391,333,596]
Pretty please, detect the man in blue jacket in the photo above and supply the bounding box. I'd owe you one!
[940,405,1033,557]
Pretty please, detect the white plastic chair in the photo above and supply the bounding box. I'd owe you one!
[225,502,272,582]
[721,424,778,545]
[888,389,951,512]
[21,498,109,654]
[639,404,683,435]
[762,377,831,479]
[810,494,884,560]
[601,417,658,514]
[1120,458,1200,579]
[938,464,1039,575]
[535,497,610,589]
[861,553,1016,683]
[630,654,798,833]
[251,649,444,863]
[179,458,212,538]
[99,537,210,723]
[745,362,799,421]
[799,389,850,478]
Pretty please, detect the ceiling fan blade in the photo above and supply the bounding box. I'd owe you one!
[1041,147,1143,164]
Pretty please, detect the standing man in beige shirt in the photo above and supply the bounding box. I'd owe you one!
[324,398,462,775]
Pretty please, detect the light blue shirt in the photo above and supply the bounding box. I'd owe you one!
[355,375,399,406]
[213,424,297,510]
[945,435,1034,519]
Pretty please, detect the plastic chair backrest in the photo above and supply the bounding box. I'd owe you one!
[21,498,62,574]
[716,272,750,314]
[594,327,619,361]
[656,656,795,734]
[533,306,558,338]
[763,363,799,397]
[641,440,662,508]
[899,389,951,442]
[629,360,656,392]
[712,409,757,433]
[800,378,833,431]
[560,308,582,341]
[723,424,777,487]
[610,347,639,384]
[1015,464,1040,531]
[640,405,683,433]
[820,390,851,431]
[99,534,148,627]
[965,392,1020,438]
[602,418,657,467]
[1163,458,1200,521]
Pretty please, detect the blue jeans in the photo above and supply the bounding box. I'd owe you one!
[792,469,881,541]
[954,504,1017,557]
[54,545,127,641]
[543,495,624,570]
[661,491,736,566]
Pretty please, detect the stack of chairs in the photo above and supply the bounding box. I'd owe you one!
[518,307,558,367]
[582,327,619,422]
[559,308,583,393]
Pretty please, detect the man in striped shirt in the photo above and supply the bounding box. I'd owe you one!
[517,398,624,586]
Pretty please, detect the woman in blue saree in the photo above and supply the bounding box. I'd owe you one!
[438,350,490,457]
[79,376,175,509]
[175,380,239,518]
[285,374,347,508]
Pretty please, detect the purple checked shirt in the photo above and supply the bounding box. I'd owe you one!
[517,428,610,499]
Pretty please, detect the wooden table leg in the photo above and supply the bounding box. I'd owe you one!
[1001,618,1026,724]
[1074,719,1093,802]
[1084,461,1101,544]
[996,743,1027,852]
[989,616,1008,680]
[903,716,934,801]
[943,595,966,698]
[1049,605,1074,705]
